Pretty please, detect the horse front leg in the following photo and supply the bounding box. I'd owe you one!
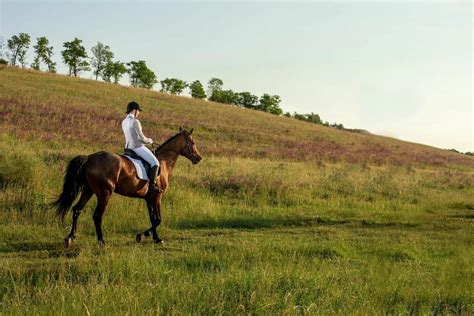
[151,200,162,244]
[136,198,162,244]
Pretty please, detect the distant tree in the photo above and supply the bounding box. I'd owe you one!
[127,60,157,89]
[207,78,224,99]
[0,37,7,65]
[465,152,474,156]
[102,60,127,83]
[7,33,31,67]
[257,94,282,115]
[283,112,292,118]
[305,112,322,124]
[31,36,54,71]
[237,92,258,109]
[0,37,4,58]
[293,112,306,121]
[211,89,239,105]
[188,80,206,99]
[90,42,114,80]
[330,123,344,129]
[160,78,188,95]
[61,38,90,77]
[292,112,328,125]
[44,44,57,73]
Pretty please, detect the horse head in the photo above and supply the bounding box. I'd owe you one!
[154,127,202,164]
[178,127,202,164]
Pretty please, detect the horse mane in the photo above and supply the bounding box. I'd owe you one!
[154,131,183,155]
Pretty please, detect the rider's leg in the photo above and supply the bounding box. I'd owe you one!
[132,146,161,192]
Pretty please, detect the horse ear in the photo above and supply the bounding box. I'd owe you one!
[189,128,194,135]
[179,126,183,132]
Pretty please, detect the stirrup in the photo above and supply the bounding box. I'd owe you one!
[149,183,163,193]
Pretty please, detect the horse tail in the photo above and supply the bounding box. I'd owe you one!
[52,155,89,221]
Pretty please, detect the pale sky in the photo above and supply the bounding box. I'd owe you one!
[1,0,472,151]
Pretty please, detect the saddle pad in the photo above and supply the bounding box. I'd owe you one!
[123,156,148,180]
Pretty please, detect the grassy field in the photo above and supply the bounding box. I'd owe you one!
[1,67,473,314]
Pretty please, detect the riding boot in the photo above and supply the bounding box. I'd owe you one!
[148,165,162,193]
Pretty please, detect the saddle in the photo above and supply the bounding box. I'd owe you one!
[122,148,151,175]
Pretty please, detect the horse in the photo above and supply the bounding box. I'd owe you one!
[52,127,202,247]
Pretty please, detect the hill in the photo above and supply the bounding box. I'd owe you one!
[1,67,472,167]
[0,67,473,314]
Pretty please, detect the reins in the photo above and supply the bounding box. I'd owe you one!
[151,142,181,155]
[151,132,193,156]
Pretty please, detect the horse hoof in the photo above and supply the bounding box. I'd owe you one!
[64,238,72,248]
[98,240,106,247]
[154,239,164,245]
[144,231,150,238]
[136,233,142,243]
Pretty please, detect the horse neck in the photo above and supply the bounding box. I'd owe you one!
[156,137,183,174]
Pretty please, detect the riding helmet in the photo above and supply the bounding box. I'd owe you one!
[126,101,142,113]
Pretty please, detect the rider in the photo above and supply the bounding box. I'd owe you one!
[122,101,161,193]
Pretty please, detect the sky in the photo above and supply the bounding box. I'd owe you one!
[1,0,472,151]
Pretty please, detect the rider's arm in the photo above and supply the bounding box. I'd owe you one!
[133,119,153,144]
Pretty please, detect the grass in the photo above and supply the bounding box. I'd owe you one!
[0,67,473,314]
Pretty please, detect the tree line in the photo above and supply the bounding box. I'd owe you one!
[0,32,348,130]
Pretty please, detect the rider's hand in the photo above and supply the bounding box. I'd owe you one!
[148,138,153,144]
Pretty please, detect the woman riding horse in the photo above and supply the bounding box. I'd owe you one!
[53,102,202,247]
[122,101,161,192]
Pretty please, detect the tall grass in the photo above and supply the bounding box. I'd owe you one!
[0,67,473,314]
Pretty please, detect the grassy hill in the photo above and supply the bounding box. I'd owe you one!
[0,67,473,314]
[1,67,472,167]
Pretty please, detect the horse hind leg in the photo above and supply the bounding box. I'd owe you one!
[92,192,111,246]
[65,188,93,248]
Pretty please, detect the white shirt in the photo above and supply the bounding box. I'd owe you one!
[121,114,152,149]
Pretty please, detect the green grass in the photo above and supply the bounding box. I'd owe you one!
[0,67,473,314]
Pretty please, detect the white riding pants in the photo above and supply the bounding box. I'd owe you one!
[132,146,159,167]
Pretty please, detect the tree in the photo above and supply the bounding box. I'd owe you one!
[188,80,206,99]
[90,42,114,80]
[207,78,223,99]
[0,37,7,65]
[160,78,188,95]
[293,112,306,121]
[127,60,157,89]
[257,94,282,115]
[7,33,31,67]
[211,89,239,105]
[305,112,322,124]
[44,44,57,73]
[102,61,127,83]
[61,38,90,77]
[31,36,55,71]
[330,122,344,129]
[237,92,258,109]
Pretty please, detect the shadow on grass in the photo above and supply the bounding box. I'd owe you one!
[361,219,420,228]
[450,213,474,220]
[0,241,80,258]
[175,215,421,231]
[176,216,349,230]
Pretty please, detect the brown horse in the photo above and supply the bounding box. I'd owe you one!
[53,127,202,247]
